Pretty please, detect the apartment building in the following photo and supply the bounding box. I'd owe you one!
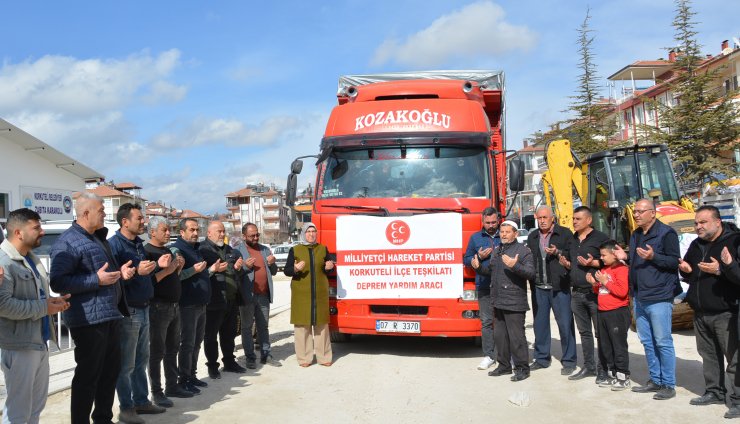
[606,39,739,146]
[225,183,290,245]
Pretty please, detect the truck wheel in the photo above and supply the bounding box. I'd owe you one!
[330,330,352,343]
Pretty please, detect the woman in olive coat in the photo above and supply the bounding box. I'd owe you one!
[284,223,335,367]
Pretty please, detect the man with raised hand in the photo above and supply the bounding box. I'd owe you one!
[679,205,740,418]
[0,208,70,424]
[237,222,282,369]
[526,206,577,376]
[200,221,247,379]
[109,203,169,423]
[463,207,501,370]
[51,192,135,424]
[615,198,681,400]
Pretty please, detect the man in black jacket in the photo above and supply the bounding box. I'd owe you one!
[559,206,610,382]
[199,221,247,379]
[679,205,740,419]
[527,206,577,375]
[473,220,536,382]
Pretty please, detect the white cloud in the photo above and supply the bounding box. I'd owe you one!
[371,1,537,67]
[0,49,186,116]
[135,112,328,215]
[153,115,305,148]
[143,81,188,104]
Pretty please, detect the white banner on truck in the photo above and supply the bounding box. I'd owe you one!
[335,213,462,299]
[20,186,74,221]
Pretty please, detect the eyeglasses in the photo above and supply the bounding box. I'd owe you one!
[633,209,654,215]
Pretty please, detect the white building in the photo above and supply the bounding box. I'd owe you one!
[0,118,104,226]
[225,183,290,245]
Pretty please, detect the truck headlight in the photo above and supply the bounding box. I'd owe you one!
[462,290,477,301]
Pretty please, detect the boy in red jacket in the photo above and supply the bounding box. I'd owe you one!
[586,240,631,391]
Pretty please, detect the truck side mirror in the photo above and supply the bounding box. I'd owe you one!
[286,173,298,206]
[291,159,304,175]
[508,159,525,192]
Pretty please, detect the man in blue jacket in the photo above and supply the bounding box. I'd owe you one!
[463,207,501,370]
[616,198,681,400]
[50,193,135,424]
[109,203,168,423]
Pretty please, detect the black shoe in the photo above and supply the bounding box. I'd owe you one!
[725,406,740,419]
[261,355,283,367]
[595,372,611,385]
[631,380,661,393]
[208,367,222,379]
[561,366,576,376]
[246,358,257,369]
[223,362,247,373]
[511,369,530,382]
[135,402,166,414]
[529,361,548,371]
[152,392,174,408]
[164,385,194,399]
[488,366,512,377]
[568,367,596,381]
[189,376,208,387]
[653,386,676,400]
[690,392,725,406]
[181,381,201,395]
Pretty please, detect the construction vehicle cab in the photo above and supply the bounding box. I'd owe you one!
[542,140,695,246]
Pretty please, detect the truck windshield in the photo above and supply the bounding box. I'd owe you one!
[608,152,680,204]
[318,146,490,199]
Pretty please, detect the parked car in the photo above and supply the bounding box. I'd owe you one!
[272,244,294,271]
[516,228,530,244]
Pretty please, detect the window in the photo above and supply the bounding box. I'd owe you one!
[318,143,490,199]
[112,198,121,207]
[0,192,9,224]
[534,156,546,170]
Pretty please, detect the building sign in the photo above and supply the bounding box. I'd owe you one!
[20,186,74,221]
[335,213,462,299]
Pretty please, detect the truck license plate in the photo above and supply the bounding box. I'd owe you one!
[376,320,421,333]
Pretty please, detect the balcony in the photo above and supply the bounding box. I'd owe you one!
[263,211,280,220]
[263,223,281,231]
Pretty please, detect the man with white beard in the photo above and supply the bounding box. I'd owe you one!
[199,221,247,379]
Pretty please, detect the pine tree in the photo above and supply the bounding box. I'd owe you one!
[566,8,615,157]
[654,0,739,182]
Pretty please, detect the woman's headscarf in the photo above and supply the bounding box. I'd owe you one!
[300,222,318,246]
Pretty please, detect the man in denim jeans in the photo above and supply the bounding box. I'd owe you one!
[463,207,501,370]
[109,204,168,423]
[616,198,681,400]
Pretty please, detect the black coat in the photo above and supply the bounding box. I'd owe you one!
[476,241,536,312]
[682,222,740,314]
[526,224,573,291]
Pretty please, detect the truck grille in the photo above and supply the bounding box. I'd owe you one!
[370,305,428,315]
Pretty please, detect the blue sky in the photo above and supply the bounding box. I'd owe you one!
[1,1,736,213]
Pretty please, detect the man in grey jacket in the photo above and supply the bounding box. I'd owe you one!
[237,223,281,368]
[473,220,536,382]
[0,208,70,423]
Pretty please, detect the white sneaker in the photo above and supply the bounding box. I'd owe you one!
[477,356,496,370]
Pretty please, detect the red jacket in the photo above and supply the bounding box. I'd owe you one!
[592,263,629,311]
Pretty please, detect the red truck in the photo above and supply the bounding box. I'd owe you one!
[286,71,522,341]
